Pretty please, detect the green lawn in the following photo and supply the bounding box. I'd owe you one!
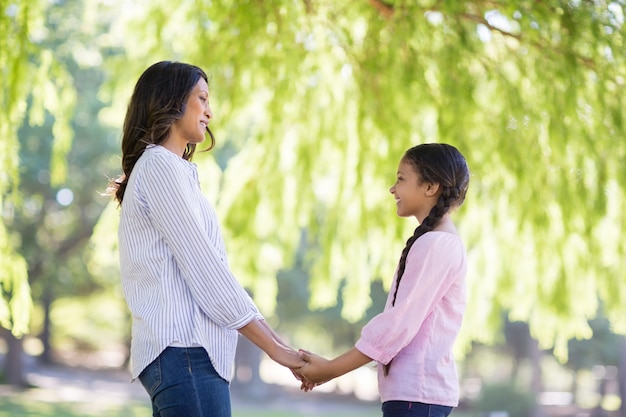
[0,398,379,417]
[0,396,380,417]
[0,392,478,417]
[0,397,150,417]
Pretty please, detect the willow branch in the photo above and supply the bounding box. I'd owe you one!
[368,0,394,18]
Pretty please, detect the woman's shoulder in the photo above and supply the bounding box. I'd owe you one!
[137,145,193,173]
[142,144,176,163]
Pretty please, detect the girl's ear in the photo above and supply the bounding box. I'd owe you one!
[425,182,441,197]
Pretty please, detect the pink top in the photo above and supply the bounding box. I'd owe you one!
[355,232,467,406]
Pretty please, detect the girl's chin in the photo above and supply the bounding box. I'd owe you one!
[396,209,414,218]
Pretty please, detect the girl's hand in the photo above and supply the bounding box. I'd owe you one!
[297,349,335,386]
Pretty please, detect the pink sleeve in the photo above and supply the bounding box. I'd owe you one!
[355,234,464,364]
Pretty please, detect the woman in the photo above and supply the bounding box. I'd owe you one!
[110,61,304,417]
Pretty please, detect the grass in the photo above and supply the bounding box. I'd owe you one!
[0,398,379,417]
[0,394,479,417]
[0,394,381,417]
[0,396,150,417]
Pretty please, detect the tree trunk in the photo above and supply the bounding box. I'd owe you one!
[39,286,54,364]
[1,329,27,386]
[529,336,544,417]
[618,336,626,417]
[233,336,267,400]
[571,369,579,405]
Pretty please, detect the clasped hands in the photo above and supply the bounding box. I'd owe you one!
[278,344,370,392]
[291,349,333,392]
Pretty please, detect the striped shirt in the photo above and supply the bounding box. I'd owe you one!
[118,144,262,382]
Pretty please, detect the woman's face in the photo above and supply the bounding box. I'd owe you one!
[167,78,213,152]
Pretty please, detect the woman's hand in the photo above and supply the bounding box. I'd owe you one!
[271,344,308,370]
[238,320,307,370]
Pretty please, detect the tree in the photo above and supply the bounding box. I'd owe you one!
[1,0,75,342]
[3,0,626,375]
[1,0,119,385]
[567,314,623,416]
[96,0,626,357]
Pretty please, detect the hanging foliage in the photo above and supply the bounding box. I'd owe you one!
[3,0,625,358]
[0,0,76,336]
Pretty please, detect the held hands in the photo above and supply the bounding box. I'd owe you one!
[269,345,321,392]
[294,349,335,392]
[269,343,313,389]
[242,320,330,391]
[293,347,372,392]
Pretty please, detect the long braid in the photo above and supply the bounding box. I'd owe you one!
[383,143,468,377]
[391,199,439,305]
[391,185,460,306]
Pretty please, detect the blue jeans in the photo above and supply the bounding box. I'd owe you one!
[382,401,453,417]
[138,347,231,417]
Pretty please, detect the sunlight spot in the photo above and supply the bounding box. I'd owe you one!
[72,46,103,67]
[609,2,624,25]
[341,64,352,79]
[477,24,491,42]
[56,188,74,206]
[425,11,443,25]
[266,21,277,36]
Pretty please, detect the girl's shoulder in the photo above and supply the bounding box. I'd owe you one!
[409,231,465,257]
[408,232,467,272]
[422,230,463,244]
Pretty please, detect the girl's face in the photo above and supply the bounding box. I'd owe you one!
[389,159,439,221]
[166,78,213,154]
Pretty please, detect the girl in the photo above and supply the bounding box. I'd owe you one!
[110,61,304,417]
[298,143,470,417]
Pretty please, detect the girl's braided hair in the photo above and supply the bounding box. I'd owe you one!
[384,143,469,376]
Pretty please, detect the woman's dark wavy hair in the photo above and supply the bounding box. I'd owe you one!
[109,61,215,204]
[383,143,469,376]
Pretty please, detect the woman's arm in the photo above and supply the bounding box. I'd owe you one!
[238,319,306,370]
[258,319,288,347]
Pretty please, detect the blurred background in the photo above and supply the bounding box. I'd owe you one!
[1,1,625,416]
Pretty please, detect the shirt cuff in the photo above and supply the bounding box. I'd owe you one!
[228,310,258,330]
[355,339,393,365]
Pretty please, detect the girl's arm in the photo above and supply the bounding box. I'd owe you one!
[297,347,372,388]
